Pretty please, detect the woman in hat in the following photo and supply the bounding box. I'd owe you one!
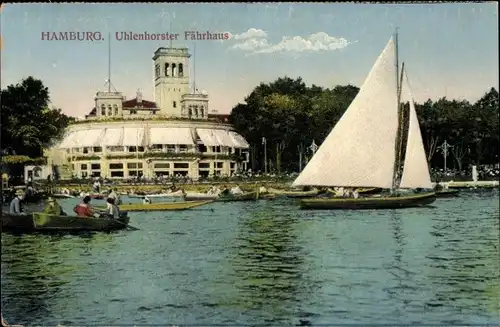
[9,190,25,215]
[43,197,66,216]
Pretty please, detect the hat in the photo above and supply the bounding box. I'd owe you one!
[47,197,55,203]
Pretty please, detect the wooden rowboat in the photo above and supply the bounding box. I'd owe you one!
[1,211,130,232]
[184,192,218,201]
[217,191,259,202]
[268,188,319,198]
[96,200,213,212]
[32,212,130,231]
[128,190,185,198]
[300,192,437,210]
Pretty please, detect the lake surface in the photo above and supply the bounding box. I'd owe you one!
[2,190,499,326]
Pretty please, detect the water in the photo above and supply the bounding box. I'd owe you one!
[2,190,499,326]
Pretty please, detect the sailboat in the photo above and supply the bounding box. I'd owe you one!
[293,31,437,210]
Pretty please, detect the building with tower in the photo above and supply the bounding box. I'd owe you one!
[46,45,250,180]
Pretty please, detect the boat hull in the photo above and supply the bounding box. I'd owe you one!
[435,189,460,198]
[269,188,319,198]
[1,212,129,232]
[184,193,218,201]
[300,192,437,210]
[97,200,213,212]
[32,212,130,231]
[217,192,259,202]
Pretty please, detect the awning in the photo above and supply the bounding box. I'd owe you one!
[229,131,250,149]
[60,129,105,148]
[101,128,124,146]
[197,129,238,147]
[123,127,145,146]
[150,127,194,145]
[59,132,77,149]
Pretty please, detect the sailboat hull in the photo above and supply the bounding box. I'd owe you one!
[300,192,436,210]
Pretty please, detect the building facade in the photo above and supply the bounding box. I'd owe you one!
[49,45,249,180]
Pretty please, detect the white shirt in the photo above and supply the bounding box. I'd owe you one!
[230,186,244,195]
[106,202,120,218]
[9,197,22,214]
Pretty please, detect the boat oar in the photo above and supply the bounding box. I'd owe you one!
[96,211,139,231]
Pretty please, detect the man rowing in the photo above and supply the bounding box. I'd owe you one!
[43,197,66,215]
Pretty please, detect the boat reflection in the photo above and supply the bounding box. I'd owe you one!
[229,208,309,324]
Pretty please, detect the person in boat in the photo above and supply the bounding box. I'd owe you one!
[143,196,152,204]
[73,196,96,218]
[107,188,121,205]
[220,185,231,196]
[92,180,101,193]
[43,197,66,215]
[105,197,120,219]
[434,182,443,192]
[351,189,360,199]
[259,184,268,194]
[230,184,244,195]
[170,184,178,192]
[9,190,25,215]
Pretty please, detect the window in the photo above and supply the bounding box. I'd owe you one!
[93,147,102,153]
[83,147,89,154]
[130,110,137,114]
[101,104,106,115]
[128,170,143,177]
[230,162,236,169]
[198,144,207,153]
[111,171,124,177]
[108,105,113,116]
[91,171,101,177]
[172,63,176,77]
[200,107,204,118]
[81,171,88,178]
[108,146,124,152]
[127,163,143,169]
[165,63,169,77]
[151,144,163,152]
[215,162,223,169]
[166,145,175,153]
[178,63,184,77]
[212,146,221,153]
[113,104,119,115]
[109,163,123,170]
[80,164,88,170]
[174,163,189,169]
[198,162,209,169]
[155,64,160,78]
[173,101,177,108]
[154,163,170,169]
[179,145,187,153]
[91,164,100,170]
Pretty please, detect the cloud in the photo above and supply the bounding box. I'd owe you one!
[229,29,355,55]
[231,28,268,40]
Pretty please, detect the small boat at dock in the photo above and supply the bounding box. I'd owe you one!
[96,200,213,212]
[128,190,185,198]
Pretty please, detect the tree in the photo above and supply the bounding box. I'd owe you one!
[1,77,74,159]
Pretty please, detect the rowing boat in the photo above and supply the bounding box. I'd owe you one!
[435,189,460,198]
[268,188,319,198]
[128,190,185,198]
[1,211,129,232]
[217,191,259,202]
[32,212,130,231]
[96,200,213,212]
[184,192,218,201]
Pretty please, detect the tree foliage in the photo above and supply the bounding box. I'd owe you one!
[230,77,499,173]
[1,77,74,158]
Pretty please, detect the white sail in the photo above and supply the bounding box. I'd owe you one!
[293,37,399,188]
[398,68,433,189]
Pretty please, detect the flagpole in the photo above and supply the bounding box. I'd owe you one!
[262,137,267,174]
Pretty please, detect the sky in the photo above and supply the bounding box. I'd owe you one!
[1,2,498,118]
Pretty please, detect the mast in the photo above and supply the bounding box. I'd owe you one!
[391,28,403,191]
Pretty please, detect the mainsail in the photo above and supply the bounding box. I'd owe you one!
[398,67,433,189]
[292,37,399,188]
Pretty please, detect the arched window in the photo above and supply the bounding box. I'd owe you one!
[188,106,192,118]
[113,104,119,115]
[200,106,205,118]
[165,63,169,77]
[155,64,160,78]
[178,63,184,77]
[108,105,113,116]
[101,104,106,116]
[171,63,176,77]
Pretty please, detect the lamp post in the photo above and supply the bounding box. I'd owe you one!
[438,140,453,176]
[262,137,267,174]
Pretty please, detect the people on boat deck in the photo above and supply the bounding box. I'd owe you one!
[143,196,152,204]
[43,197,66,215]
[106,197,120,219]
[259,185,268,194]
[9,190,25,215]
[207,185,221,195]
[73,196,96,218]
[230,184,244,195]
